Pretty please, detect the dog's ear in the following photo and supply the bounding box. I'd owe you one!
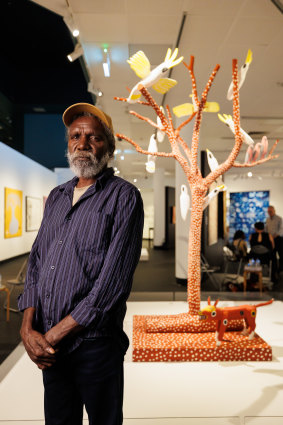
[214,299,219,307]
[207,296,211,305]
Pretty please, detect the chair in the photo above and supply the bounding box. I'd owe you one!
[0,283,10,321]
[5,257,28,313]
[222,246,244,288]
[201,254,221,290]
[250,245,273,290]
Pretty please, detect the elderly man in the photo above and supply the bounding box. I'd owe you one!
[266,205,283,275]
[18,103,144,425]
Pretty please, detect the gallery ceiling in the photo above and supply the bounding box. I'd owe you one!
[13,0,283,182]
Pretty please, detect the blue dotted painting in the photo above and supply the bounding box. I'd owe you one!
[229,191,269,242]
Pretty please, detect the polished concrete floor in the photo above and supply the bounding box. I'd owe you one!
[0,244,282,364]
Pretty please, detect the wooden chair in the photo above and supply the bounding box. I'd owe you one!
[0,283,10,321]
[5,257,28,313]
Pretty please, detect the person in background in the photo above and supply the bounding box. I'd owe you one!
[265,205,283,273]
[232,230,248,260]
[250,221,276,283]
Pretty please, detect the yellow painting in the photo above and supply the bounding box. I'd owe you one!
[5,187,23,238]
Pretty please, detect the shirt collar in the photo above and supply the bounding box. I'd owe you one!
[59,167,114,196]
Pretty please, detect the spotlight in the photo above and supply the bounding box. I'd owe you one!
[63,16,80,37]
[247,172,253,177]
[87,82,103,97]
[67,43,83,62]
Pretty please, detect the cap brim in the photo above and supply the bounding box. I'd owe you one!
[62,103,113,132]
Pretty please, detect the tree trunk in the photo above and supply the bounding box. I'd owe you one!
[187,186,206,315]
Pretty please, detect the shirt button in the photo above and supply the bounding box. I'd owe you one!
[48,320,52,326]
[51,266,55,270]
[58,240,63,244]
[46,294,50,299]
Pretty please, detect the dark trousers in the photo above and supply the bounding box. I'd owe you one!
[42,337,124,425]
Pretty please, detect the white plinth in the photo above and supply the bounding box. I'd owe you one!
[1,300,283,425]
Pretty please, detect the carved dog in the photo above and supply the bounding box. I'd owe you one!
[198,297,273,346]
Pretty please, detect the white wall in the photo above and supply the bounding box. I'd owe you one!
[0,142,57,261]
[225,173,283,218]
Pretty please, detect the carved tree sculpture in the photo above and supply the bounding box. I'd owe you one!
[115,55,279,329]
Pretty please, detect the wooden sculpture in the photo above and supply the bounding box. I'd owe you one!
[115,52,279,334]
[198,297,274,346]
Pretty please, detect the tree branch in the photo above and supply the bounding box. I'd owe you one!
[116,133,174,157]
[176,111,197,134]
[114,96,151,106]
[203,59,243,187]
[129,110,159,129]
[183,56,199,107]
[234,154,279,167]
[190,63,221,176]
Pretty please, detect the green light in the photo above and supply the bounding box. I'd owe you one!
[103,44,108,53]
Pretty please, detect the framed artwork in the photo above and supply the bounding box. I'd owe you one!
[229,191,269,242]
[26,196,42,232]
[4,187,23,238]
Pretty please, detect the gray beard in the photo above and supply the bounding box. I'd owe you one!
[66,150,110,178]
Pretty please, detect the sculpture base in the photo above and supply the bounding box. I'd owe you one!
[133,315,272,362]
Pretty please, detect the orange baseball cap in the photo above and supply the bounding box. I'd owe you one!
[62,102,113,133]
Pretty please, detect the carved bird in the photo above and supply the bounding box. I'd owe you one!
[218,113,254,146]
[180,185,191,221]
[173,94,220,117]
[227,49,253,100]
[203,185,225,210]
[126,48,183,103]
[145,134,158,173]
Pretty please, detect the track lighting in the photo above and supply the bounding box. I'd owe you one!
[87,82,103,97]
[67,43,83,62]
[63,15,80,37]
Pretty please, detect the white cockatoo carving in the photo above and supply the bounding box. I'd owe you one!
[126,48,183,103]
[180,185,190,221]
[227,49,253,101]
[145,134,158,173]
[203,185,225,210]
[218,113,254,146]
[173,94,220,117]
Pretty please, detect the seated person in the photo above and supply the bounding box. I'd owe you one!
[249,221,274,263]
[249,221,277,283]
[233,230,248,260]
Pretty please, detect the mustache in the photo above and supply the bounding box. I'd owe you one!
[70,151,95,160]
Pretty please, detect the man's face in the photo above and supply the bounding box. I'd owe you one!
[67,116,110,178]
[268,207,275,218]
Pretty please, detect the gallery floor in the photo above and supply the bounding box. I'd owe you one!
[1,245,283,424]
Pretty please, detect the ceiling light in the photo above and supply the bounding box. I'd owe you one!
[247,172,253,177]
[63,16,80,37]
[134,178,137,183]
[120,155,125,160]
[103,48,111,77]
[67,43,83,62]
[87,82,103,97]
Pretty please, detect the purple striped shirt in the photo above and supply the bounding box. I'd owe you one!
[18,167,144,353]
